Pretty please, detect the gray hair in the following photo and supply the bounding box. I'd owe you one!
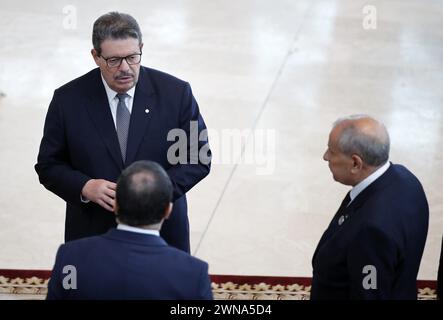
[92,12,142,55]
[333,114,390,167]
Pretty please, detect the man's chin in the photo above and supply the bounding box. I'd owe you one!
[333,175,353,186]
[332,174,343,184]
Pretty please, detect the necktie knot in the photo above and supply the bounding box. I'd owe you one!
[116,93,129,102]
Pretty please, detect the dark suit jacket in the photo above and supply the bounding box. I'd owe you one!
[35,67,211,252]
[311,163,429,300]
[46,228,213,300]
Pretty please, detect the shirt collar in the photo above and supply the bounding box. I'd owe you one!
[350,161,390,203]
[117,223,160,236]
[100,74,135,101]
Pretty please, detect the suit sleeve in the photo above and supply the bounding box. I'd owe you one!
[166,83,211,200]
[197,262,213,300]
[35,90,91,204]
[347,225,398,299]
[46,244,66,300]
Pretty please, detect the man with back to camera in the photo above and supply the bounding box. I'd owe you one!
[311,115,429,299]
[35,12,211,252]
[47,160,213,300]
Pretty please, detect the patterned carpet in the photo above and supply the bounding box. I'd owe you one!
[0,269,437,300]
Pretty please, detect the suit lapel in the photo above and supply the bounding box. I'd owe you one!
[312,195,352,263]
[85,69,124,170]
[125,67,156,165]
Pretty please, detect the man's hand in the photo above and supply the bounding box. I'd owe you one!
[81,179,116,212]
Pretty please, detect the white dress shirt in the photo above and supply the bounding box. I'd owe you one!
[101,74,135,128]
[349,161,390,204]
[117,223,160,236]
[80,76,136,203]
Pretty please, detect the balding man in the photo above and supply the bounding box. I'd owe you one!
[47,160,212,300]
[311,115,429,300]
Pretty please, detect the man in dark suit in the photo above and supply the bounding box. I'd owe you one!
[311,115,429,300]
[35,12,211,252]
[47,160,213,300]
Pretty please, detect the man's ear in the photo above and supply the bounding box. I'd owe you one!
[164,202,173,220]
[139,42,144,51]
[91,49,100,66]
[350,154,363,173]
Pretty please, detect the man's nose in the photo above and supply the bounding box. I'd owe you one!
[323,151,329,161]
[118,58,130,71]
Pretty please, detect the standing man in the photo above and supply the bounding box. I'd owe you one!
[35,12,211,253]
[311,115,429,299]
[46,161,213,300]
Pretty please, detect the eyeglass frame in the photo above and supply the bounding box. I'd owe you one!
[99,52,142,68]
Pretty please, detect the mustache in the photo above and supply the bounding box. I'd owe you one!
[114,72,134,80]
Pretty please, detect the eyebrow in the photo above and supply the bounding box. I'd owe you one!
[105,52,141,58]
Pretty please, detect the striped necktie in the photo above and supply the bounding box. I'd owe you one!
[116,93,131,161]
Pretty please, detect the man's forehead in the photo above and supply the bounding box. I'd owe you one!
[100,38,140,55]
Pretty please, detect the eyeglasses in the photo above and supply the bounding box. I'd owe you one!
[100,53,142,68]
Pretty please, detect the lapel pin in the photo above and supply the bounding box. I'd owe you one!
[145,108,150,114]
[338,214,349,226]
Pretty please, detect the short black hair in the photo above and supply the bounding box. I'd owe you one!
[116,161,173,226]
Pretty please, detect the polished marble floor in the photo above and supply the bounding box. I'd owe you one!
[0,0,442,280]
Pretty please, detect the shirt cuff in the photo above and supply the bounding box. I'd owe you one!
[80,194,90,203]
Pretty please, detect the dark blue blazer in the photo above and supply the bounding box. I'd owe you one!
[35,67,211,252]
[46,228,213,300]
[311,163,429,300]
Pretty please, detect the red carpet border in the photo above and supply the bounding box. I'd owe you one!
[0,269,437,300]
